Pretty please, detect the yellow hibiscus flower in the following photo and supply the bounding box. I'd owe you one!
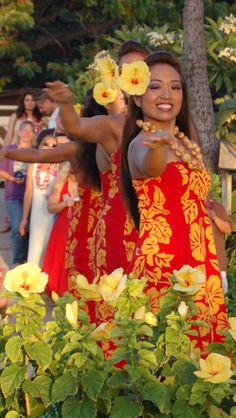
[118,61,151,96]
[98,267,127,302]
[228,317,236,341]
[173,265,205,295]
[4,263,48,297]
[134,306,158,326]
[194,353,233,384]
[97,57,119,90]
[93,82,118,106]
[75,274,102,301]
[65,301,78,328]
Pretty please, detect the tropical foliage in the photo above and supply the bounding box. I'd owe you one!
[0,263,236,417]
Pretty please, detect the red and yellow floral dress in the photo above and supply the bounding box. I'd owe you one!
[90,149,138,358]
[66,183,103,323]
[127,162,227,351]
[43,179,70,296]
[91,149,138,278]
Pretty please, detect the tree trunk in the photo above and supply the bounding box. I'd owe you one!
[183,0,218,171]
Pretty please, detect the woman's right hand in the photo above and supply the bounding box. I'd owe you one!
[44,81,74,104]
[65,196,75,208]
[19,219,27,236]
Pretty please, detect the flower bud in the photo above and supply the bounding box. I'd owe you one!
[178,301,189,317]
[65,301,78,328]
[145,311,158,326]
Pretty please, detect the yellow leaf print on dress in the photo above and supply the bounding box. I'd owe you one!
[151,216,172,244]
[141,236,160,266]
[190,222,206,261]
[206,274,225,315]
[152,186,169,214]
[181,189,199,224]
[190,170,210,200]
[176,163,189,185]
[205,216,217,255]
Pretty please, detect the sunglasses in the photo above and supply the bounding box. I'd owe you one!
[42,143,57,148]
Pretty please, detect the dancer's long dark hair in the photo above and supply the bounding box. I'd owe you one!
[75,89,108,190]
[121,51,193,231]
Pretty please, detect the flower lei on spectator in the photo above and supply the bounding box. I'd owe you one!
[35,163,57,190]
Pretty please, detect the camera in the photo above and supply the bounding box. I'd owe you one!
[14,171,24,179]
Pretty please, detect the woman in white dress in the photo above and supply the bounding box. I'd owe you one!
[19,131,58,266]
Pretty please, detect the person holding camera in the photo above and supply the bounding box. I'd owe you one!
[19,132,58,266]
[0,120,36,267]
[41,160,80,296]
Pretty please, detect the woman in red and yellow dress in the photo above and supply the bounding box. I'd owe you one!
[121,51,227,352]
[42,162,80,296]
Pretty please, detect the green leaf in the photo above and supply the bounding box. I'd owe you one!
[173,400,202,418]
[71,352,88,368]
[142,381,172,414]
[23,375,52,407]
[5,412,20,418]
[81,369,104,400]
[62,397,96,418]
[51,374,77,402]
[0,364,26,397]
[5,336,22,363]
[3,324,15,337]
[230,406,236,417]
[176,384,191,400]
[210,386,228,404]
[82,337,98,355]
[107,370,128,387]
[208,404,229,418]
[24,341,53,370]
[138,349,157,365]
[110,396,143,418]
[136,324,153,337]
[172,361,196,385]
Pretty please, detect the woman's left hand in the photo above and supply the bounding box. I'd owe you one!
[142,130,175,150]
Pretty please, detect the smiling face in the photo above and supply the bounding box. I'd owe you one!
[39,135,58,149]
[137,63,183,128]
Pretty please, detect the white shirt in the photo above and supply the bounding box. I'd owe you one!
[48,107,60,129]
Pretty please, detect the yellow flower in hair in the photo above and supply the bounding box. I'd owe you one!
[97,57,119,89]
[194,353,233,384]
[118,61,151,95]
[93,82,118,106]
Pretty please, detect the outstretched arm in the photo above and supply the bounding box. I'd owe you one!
[4,113,17,146]
[44,81,121,153]
[0,142,76,164]
[129,131,174,178]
